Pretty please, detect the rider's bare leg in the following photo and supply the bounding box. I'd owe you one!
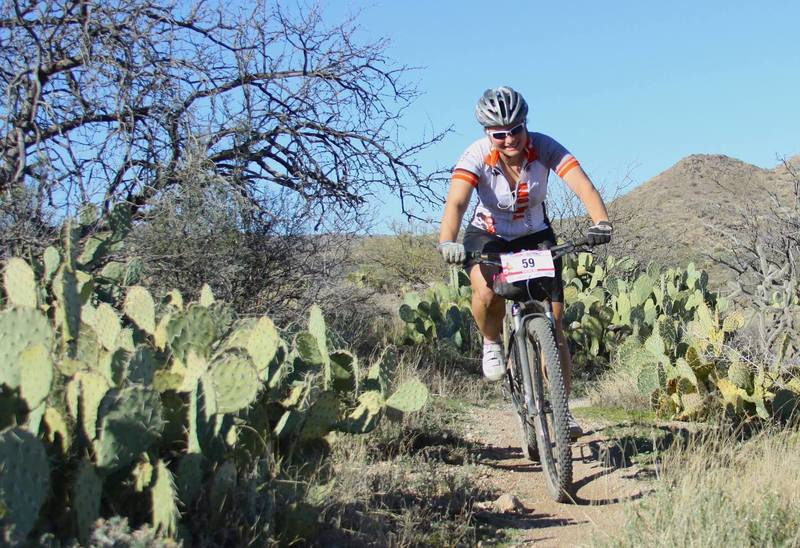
[469,264,505,342]
[551,301,573,395]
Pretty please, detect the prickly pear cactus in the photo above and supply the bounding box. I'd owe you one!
[0,427,50,543]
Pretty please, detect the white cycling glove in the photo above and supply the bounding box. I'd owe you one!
[438,241,466,265]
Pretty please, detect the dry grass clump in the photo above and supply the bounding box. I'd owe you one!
[276,348,503,546]
[599,426,800,547]
[585,360,650,411]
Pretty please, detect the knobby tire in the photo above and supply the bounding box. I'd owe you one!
[526,317,573,502]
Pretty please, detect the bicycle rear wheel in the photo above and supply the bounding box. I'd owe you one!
[526,316,573,502]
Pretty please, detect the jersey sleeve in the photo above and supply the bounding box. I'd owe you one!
[531,133,580,178]
[451,142,484,188]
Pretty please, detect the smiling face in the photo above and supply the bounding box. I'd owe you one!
[486,122,529,160]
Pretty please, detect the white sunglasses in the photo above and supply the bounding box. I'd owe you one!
[487,122,526,140]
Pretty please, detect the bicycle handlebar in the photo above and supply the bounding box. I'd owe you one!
[466,238,595,264]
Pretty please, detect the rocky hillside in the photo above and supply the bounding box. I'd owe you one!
[606,153,799,282]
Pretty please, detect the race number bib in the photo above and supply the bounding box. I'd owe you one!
[500,250,556,283]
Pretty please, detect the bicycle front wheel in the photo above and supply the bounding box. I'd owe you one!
[526,316,573,502]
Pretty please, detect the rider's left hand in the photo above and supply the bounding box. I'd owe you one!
[586,220,613,245]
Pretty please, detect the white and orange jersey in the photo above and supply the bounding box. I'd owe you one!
[452,132,580,239]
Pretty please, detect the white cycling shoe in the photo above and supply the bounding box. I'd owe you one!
[482,341,505,381]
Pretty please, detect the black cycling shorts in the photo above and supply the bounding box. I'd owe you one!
[463,224,565,303]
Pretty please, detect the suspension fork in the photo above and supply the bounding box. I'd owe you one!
[511,301,554,417]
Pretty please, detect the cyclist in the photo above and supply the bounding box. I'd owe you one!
[438,86,612,436]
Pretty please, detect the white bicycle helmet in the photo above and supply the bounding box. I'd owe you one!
[475,86,528,127]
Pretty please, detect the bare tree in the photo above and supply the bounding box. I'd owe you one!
[549,165,638,262]
[0,0,448,235]
[0,0,451,321]
[710,158,800,365]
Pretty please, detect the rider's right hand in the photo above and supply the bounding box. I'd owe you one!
[438,241,466,264]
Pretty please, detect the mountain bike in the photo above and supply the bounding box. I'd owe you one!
[467,239,595,503]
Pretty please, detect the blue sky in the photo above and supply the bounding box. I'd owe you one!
[327,1,800,227]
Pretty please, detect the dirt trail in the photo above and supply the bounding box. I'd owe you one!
[462,400,651,547]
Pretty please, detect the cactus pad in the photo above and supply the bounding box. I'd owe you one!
[72,459,102,543]
[247,317,280,374]
[127,345,156,385]
[199,284,215,307]
[300,391,342,439]
[132,456,154,492]
[68,371,111,442]
[3,258,37,308]
[727,361,754,392]
[19,344,53,410]
[93,303,121,351]
[75,323,102,369]
[722,311,745,334]
[330,350,357,393]
[44,407,71,453]
[151,460,179,536]
[176,453,205,507]
[124,286,156,336]
[385,379,429,414]
[274,410,304,439]
[0,308,52,389]
[209,461,237,513]
[166,305,219,361]
[77,231,111,267]
[308,304,330,363]
[637,365,661,397]
[209,352,259,414]
[295,331,324,365]
[43,247,60,281]
[339,391,384,434]
[54,267,82,344]
[164,289,184,310]
[716,378,745,414]
[94,386,164,472]
[0,427,50,543]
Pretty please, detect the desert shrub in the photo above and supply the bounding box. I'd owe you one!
[349,223,447,295]
[711,158,800,366]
